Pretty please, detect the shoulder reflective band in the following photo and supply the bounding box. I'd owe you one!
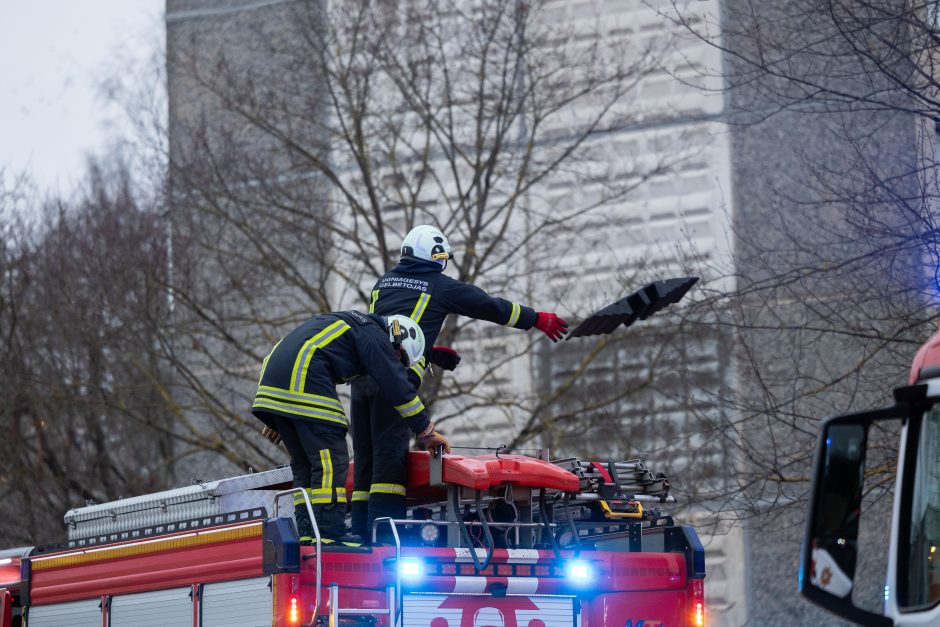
[410,293,431,322]
[369,289,380,313]
[505,303,521,327]
[258,338,283,385]
[290,320,351,392]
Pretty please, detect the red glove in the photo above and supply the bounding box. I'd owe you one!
[429,346,461,370]
[535,312,568,342]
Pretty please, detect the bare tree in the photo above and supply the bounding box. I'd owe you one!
[648,0,940,621]
[160,0,700,477]
[0,161,177,545]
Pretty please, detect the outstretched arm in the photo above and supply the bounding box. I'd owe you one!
[446,279,567,341]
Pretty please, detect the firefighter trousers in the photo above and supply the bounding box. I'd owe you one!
[350,377,411,542]
[270,414,349,541]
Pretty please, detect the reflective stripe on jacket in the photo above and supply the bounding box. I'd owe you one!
[369,257,538,355]
[252,311,431,433]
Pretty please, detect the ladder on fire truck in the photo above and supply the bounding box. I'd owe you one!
[274,487,406,626]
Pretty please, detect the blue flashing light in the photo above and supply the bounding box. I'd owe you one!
[566,559,593,582]
[400,557,423,579]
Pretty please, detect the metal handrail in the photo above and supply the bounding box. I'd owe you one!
[273,488,321,624]
[369,518,561,531]
[371,517,403,627]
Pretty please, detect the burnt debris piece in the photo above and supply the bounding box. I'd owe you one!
[566,276,699,339]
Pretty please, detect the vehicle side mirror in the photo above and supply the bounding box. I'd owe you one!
[800,411,901,626]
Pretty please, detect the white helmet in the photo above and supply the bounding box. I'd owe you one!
[387,314,426,366]
[401,225,453,268]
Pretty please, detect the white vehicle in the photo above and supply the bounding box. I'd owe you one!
[801,326,940,625]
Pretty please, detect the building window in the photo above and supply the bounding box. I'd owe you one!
[929,1,940,29]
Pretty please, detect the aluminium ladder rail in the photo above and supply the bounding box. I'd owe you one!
[327,517,403,626]
[274,491,403,626]
[273,488,323,623]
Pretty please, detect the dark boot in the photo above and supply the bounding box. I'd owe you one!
[368,492,407,545]
[294,504,315,544]
[314,502,347,542]
[351,499,370,542]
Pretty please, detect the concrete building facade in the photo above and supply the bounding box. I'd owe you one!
[165,1,926,625]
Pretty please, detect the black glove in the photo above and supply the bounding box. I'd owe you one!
[429,346,461,371]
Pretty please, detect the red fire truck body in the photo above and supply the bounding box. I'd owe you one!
[1,451,706,626]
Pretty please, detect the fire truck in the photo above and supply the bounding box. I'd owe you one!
[801,324,940,625]
[0,277,705,626]
[0,449,706,626]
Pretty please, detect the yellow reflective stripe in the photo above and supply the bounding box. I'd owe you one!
[409,293,431,322]
[369,290,380,313]
[409,356,427,381]
[258,338,283,386]
[352,491,370,502]
[256,385,344,412]
[293,487,345,505]
[294,488,325,505]
[290,321,351,392]
[252,397,346,420]
[394,395,425,418]
[320,449,333,490]
[251,399,348,426]
[295,495,333,505]
[30,524,262,571]
[505,302,521,327]
[370,483,407,496]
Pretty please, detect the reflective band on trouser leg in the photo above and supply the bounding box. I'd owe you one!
[394,395,425,419]
[294,487,336,506]
[352,491,371,502]
[370,483,407,496]
[409,293,431,322]
[319,449,334,501]
[289,321,351,392]
[505,302,521,327]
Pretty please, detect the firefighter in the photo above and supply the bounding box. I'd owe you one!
[253,310,450,546]
[350,225,569,541]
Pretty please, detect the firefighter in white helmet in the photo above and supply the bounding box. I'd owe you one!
[253,310,449,547]
[350,225,568,542]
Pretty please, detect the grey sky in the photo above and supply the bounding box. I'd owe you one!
[0,1,165,194]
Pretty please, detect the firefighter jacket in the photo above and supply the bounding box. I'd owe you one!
[252,311,430,434]
[369,257,538,383]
